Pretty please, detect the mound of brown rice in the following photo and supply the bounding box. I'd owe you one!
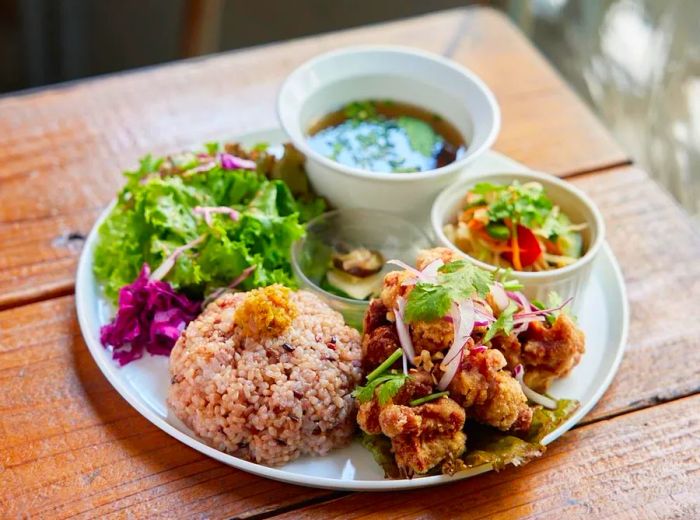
[168,288,362,466]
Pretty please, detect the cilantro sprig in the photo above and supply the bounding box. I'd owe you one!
[471,181,554,232]
[353,349,409,405]
[354,372,410,405]
[404,260,492,323]
[483,301,518,343]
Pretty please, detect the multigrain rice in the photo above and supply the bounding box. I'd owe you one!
[168,289,362,466]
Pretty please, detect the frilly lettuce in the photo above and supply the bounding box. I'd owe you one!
[93,144,324,302]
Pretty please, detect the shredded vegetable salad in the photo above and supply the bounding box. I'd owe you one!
[443,181,586,271]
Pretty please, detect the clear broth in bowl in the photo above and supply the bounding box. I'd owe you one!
[307,100,467,173]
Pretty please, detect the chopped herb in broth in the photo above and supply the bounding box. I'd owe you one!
[307,100,467,173]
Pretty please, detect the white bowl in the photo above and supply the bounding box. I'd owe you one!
[277,45,500,222]
[431,171,606,312]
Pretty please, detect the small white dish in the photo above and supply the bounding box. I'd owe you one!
[431,171,606,311]
[277,45,500,222]
[75,128,627,491]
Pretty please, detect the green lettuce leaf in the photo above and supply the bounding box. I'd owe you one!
[93,143,323,302]
[360,433,401,479]
[463,398,579,471]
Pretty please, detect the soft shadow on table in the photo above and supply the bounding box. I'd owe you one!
[68,313,331,516]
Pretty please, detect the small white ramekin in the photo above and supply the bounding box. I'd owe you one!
[277,45,500,222]
[431,171,606,311]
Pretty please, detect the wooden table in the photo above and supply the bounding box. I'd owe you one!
[0,7,698,519]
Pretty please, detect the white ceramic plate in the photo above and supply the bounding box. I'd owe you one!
[75,129,628,491]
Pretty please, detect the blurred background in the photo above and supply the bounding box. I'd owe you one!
[0,0,698,220]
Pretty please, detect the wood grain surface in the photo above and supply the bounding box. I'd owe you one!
[0,6,696,520]
[0,7,627,309]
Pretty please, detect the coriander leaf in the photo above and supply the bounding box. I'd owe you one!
[404,282,452,323]
[353,372,409,405]
[397,116,439,156]
[377,373,409,405]
[483,301,518,343]
[484,181,553,228]
[404,261,493,323]
[438,259,493,299]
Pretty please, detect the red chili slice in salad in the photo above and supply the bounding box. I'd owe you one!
[502,225,542,269]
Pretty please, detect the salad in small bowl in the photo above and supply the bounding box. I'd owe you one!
[431,171,605,309]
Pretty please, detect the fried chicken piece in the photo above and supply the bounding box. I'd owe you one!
[492,314,585,392]
[362,325,401,373]
[357,370,462,476]
[447,348,532,432]
[356,371,434,436]
[357,398,382,435]
[391,370,434,404]
[378,398,466,476]
[363,299,391,334]
[379,270,412,312]
[472,371,532,432]
[362,300,401,372]
[410,319,453,354]
[415,247,462,270]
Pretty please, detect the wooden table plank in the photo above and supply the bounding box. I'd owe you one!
[450,9,628,176]
[0,7,628,308]
[568,166,700,423]
[0,296,335,519]
[274,394,700,519]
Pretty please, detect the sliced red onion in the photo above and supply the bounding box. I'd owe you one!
[418,258,443,282]
[512,315,546,326]
[512,322,528,335]
[507,290,533,312]
[438,299,475,390]
[402,350,408,375]
[203,264,257,306]
[193,206,240,227]
[150,235,205,281]
[219,153,256,170]
[514,364,557,409]
[514,297,573,319]
[475,308,496,323]
[438,347,464,391]
[394,297,416,365]
[490,283,509,311]
[387,259,422,279]
[389,258,443,286]
[186,162,216,174]
[471,345,487,354]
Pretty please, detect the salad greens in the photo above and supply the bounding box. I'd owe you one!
[93,143,324,303]
[463,398,579,470]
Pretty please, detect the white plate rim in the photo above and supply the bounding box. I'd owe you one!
[75,131,629,491]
